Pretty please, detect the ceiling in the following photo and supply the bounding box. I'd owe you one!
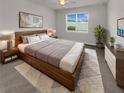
[36,0,108,10]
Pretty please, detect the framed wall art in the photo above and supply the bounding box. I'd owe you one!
[19,12,43,28]
[117,18,124,37]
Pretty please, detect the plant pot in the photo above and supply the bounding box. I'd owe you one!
[110,43,114,47]
[96,42,104,49]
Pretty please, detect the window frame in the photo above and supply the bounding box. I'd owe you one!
[66,12,89,33]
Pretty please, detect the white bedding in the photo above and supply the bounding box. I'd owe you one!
[18,41,84,73]
[18,38,51,53]
[60,43,84,73]
[18,44,29,53]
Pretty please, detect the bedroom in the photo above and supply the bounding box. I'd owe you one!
[0,0,124,93]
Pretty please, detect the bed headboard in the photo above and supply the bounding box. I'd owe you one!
[15,30,47,47]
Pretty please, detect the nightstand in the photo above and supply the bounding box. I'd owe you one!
[0,48,19,64]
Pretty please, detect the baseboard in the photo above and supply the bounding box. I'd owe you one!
[84,42,96,47]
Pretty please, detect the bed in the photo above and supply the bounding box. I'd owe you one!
[15,30,85,91]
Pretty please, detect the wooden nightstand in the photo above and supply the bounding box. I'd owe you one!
[0,48,19,64]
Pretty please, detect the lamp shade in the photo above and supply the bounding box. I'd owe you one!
[2,34,12,40]
[0,31,14,50]
[0,32,14,40]
[47,29,56,36]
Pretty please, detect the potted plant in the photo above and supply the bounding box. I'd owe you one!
[109,37,115,47]
[94,25,105,48]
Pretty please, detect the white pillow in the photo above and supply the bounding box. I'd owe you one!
[21,34,36,44]
[27,36,41,43]
[38,34,50,41]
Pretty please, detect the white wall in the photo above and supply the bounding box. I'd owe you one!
[56,3,107,45]
[0,0,56,32]
[108,0,124,45]
[0,0,56,49]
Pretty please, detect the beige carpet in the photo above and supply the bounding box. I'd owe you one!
[15,49,104,93]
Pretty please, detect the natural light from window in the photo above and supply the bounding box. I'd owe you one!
[66,13,89,33]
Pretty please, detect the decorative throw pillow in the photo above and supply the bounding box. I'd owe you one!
[27,36,41,43]
[21,34,36,44]
[38,34,50,41]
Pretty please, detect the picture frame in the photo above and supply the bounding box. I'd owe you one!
[19,12,43,28]
[117,18,124,37]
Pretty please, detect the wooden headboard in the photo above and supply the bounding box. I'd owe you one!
[15,30,47,47]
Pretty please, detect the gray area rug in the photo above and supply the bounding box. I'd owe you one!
[15,48,104,93]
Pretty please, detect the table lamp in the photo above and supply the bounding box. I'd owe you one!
[47,29,56,37]
[0,32,13,50]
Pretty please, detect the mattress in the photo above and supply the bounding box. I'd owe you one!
[18,39,84,73]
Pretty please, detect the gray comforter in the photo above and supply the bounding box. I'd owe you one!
[24,38,75,68]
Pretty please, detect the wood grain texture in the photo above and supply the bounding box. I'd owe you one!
[15,30,47,47]
[19,48,84,91]
[1,48,19,64]
[106,44,124,87]
[15,30,85,91]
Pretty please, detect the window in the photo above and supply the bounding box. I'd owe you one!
[66,13,89,33]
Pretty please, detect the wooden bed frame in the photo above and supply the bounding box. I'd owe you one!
[15,30,85,91]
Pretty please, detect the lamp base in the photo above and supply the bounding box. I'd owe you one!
[7,40,12,50]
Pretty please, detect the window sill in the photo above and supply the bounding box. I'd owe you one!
[66,30,88,34]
